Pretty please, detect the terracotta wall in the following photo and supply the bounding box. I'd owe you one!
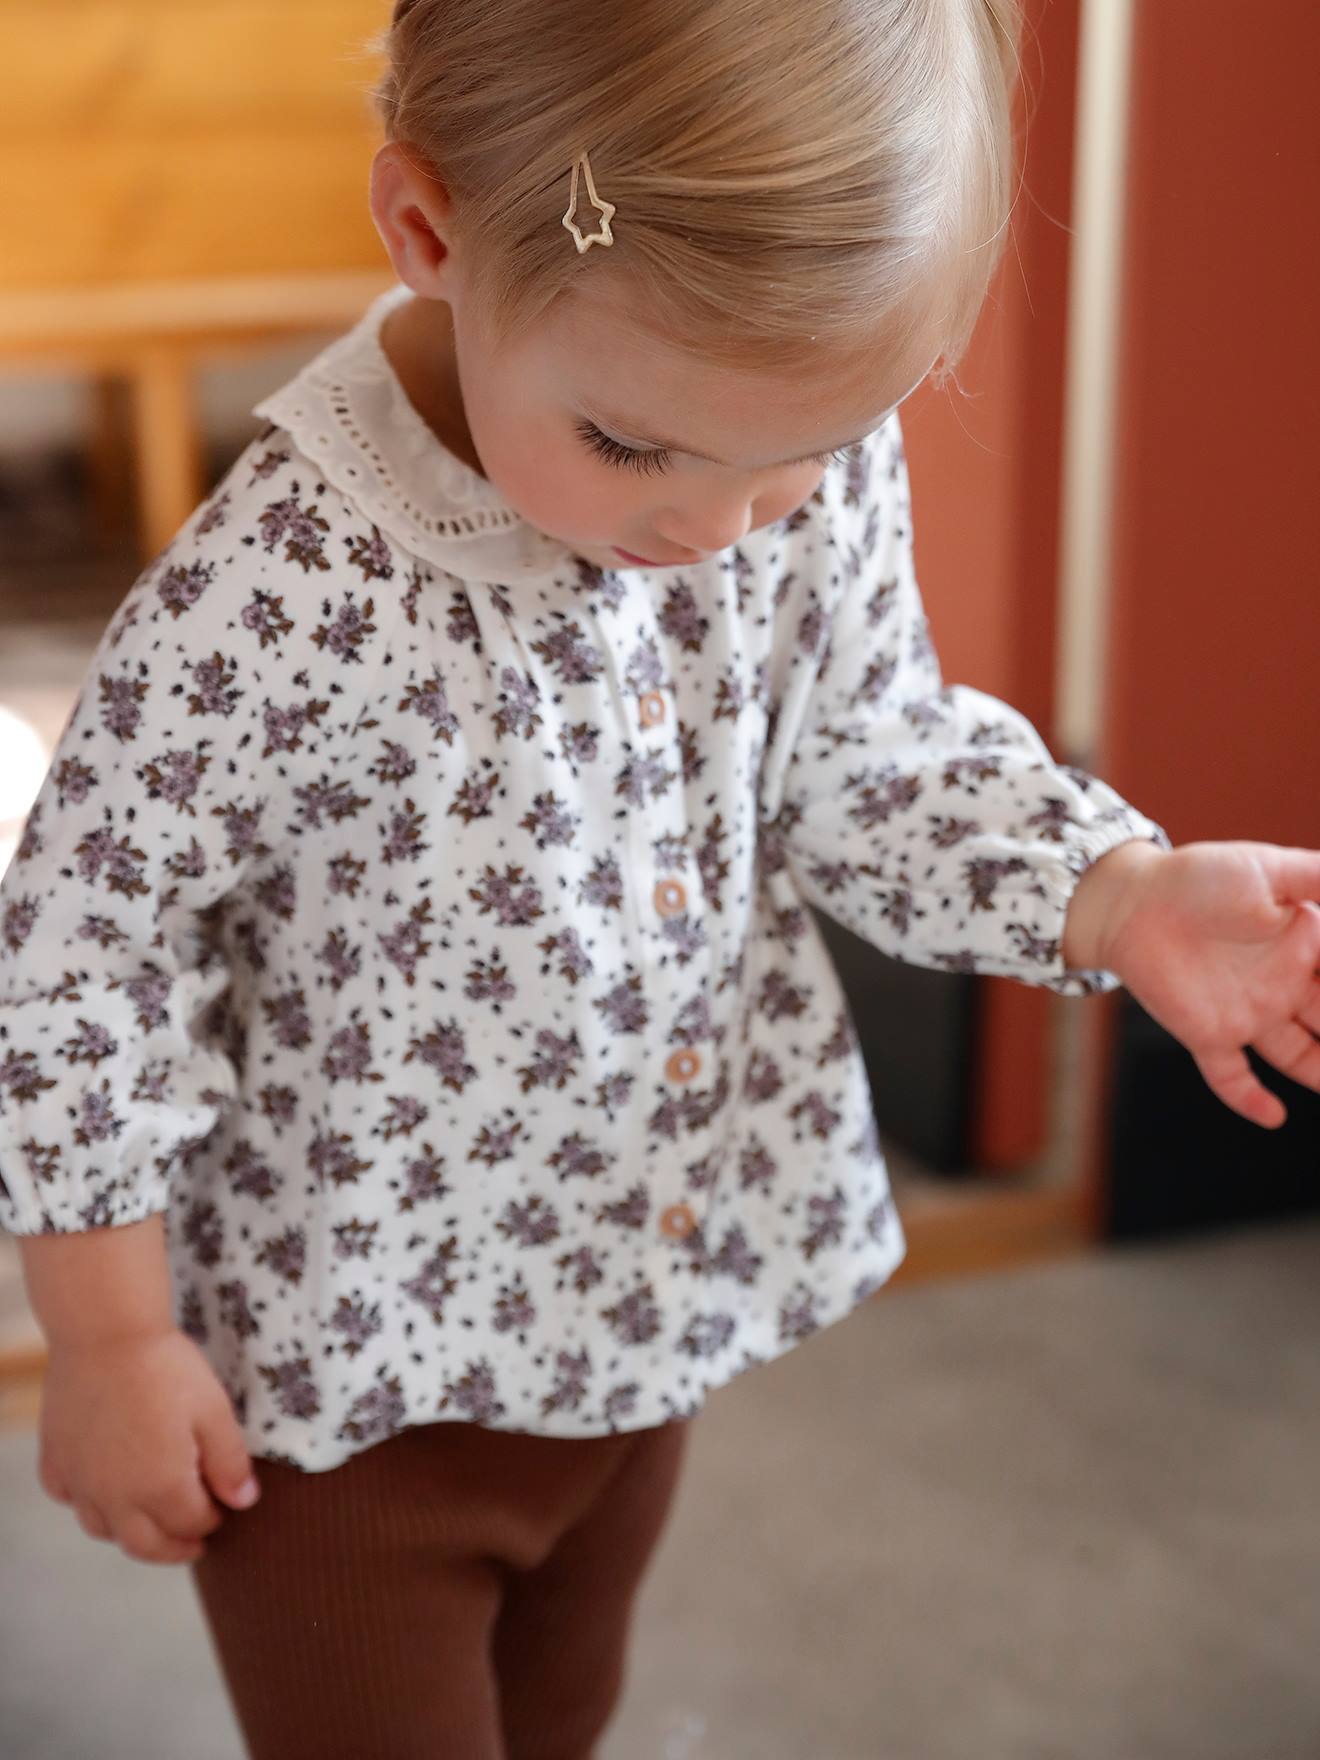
[900,0,1082,1170]
[1078,0,1320,1220]
[1104,0,1320,850]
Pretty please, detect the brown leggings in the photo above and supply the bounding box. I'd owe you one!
[190,1415,691,1760]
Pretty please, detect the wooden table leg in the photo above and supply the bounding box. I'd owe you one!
[85,373,134,551]
[128,346,204,563]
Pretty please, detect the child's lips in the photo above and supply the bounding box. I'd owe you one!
[614,546,706,566]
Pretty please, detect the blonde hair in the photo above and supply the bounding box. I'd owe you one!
[368,0,1025,385]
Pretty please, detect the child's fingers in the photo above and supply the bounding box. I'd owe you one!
[114,1507,205,1567]
[1193,1044,1287,1129]
[73,1499,111,1541]
[194,1399,261,1512]
[142,1472,226,1544]
[37,1454,73,1505]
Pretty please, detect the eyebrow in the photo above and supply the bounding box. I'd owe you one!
[579,406,875,470]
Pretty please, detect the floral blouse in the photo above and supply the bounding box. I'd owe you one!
[0,283,1171,1469]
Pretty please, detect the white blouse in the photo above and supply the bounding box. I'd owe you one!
[0,283,1171,1469]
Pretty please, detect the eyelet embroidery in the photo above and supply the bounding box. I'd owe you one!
[253,286,532,571]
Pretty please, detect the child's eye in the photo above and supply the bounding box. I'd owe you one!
[575,419,673,477]
[575,418,854,476]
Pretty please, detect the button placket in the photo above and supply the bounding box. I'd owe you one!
[631,683,711,1242]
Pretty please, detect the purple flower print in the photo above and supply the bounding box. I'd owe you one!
[519,791,578,849]
[492,667,543,741]
[578,853,624,912]
[594,973,648,1034]
[312,594,378,662]
[516,1028,582,1093]
[52,760,96,806]
[555,1245,606,1295]
[496,1194,562,1248]
[678,1312,736,1359]
[140,746,210,816]
[548,1131,611,1182]
[157,560,216,618]
[309,1131,372,1190]
[321,1016,385,1086]
[262,985,313,1051]
[450,769,497,823]
[59,1018,116,1068]
[72,1078,125,1147]
[657,581,710,653]
[259,1354,321,1419]
[789,1091,843,1142]
[492,1274,537,1335]
[536,925,593,986]
[800,1186,848,1260]
[396,1145,450,1212]
[777,1285,822,1344]
[463,948,517,1003]
[379,800,430,865]
[468,864,545,927]
[402,1236,462,1324]
[337,1371,407,1445]
[399,667,461,744]
[239,589,293,650]
[255,1225,306,1286]
[0,1049,48,1109]
[183,651,241,718]
[2,901,38,957]
[225,1141,280,1203]
[346,528,395,581]
[317,925,363,990]
[123,978,171,1027]
[329,1294,384,1357]
[293,774,372,831]
[596,1184,649,1230]
[541,1348,591,1414]
[369,739,419,789]
[96,672,148,742]
[257,494,332,572]
[182,1200,225,1269]
[530,621,605,686]
[377,1093,428,1140]
[440,1359,507,1424]
[709,1225,764,1287]
[403,1017,477,1093]
[217,1280,262,1339]
[600,1280,663,1346]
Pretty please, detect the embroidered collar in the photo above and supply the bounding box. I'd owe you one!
[253,283,574,585]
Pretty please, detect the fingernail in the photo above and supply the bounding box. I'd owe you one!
[233,1476,260,1507]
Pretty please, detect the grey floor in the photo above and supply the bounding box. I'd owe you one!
[3,1216,1319,1760]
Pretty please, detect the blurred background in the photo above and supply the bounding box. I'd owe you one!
[1,2,1317,1756]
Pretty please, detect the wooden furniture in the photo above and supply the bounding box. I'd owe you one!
[0,0,394,557]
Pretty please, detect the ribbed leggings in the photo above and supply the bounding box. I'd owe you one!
[189,1415,691,1760]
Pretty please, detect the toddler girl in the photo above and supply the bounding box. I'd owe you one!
[5,2,1319,1755]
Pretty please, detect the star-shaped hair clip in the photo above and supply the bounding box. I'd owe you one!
[562,150,616,253]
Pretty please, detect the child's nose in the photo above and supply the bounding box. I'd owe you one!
[656,492,754,558]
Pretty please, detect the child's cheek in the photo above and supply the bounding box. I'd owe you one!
[499,442,634,546]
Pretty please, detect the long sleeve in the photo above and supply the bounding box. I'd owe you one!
[759,413,1172,999]
[0,430,377,1234]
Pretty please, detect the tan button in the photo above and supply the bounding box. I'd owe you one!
[654,877,686,917]
[660,1202,698,1240]
[639,690,666,726]
[665,1047,701,1083]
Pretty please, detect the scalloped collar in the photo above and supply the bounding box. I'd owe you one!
[253,283,577,586]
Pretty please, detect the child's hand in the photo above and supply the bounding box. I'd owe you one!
[1097,841,1320,1129]
[35,1327,261,1566]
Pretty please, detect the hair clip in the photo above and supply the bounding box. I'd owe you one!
[562,151,616,253]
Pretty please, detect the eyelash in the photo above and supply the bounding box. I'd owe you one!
[574,419,852,477]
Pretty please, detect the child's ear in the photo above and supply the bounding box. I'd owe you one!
[368,141,458,300]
